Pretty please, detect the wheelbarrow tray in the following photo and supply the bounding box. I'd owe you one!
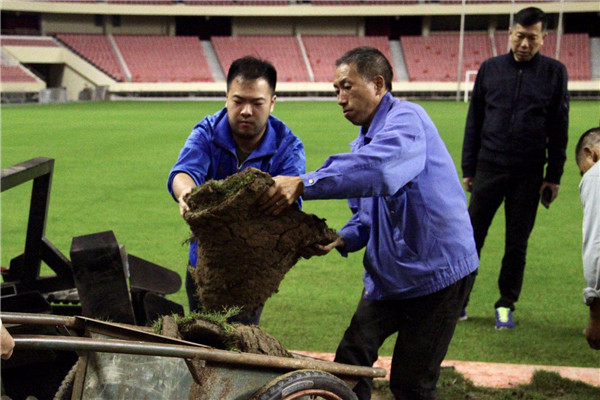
[3,312,386,399]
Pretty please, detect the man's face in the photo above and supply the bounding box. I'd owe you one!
[578,145,600,176]
[226,77,275,141]
[333,63,382,128]
[509,22,546,62]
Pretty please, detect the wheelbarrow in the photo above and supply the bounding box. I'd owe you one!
[1,312,387,399]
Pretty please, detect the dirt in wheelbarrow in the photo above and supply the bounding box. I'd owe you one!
[161,314,290,357]
[183,168,337,315]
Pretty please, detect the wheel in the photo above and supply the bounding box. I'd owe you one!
[53,360,78,400]
[251,369,358,400]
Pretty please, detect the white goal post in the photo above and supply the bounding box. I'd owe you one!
[464,70,478,103]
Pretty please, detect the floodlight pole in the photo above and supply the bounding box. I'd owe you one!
[508,0,515,52]
[555,0,565,60]
[456,0,466,102]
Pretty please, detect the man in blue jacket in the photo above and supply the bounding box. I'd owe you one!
[260,47,478,400]
[168,56,306,324]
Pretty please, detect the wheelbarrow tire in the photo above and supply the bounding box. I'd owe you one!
[251,369,357,400]
[53,360,78,400]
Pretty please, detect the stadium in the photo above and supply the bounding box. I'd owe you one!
[1,1,600,399]
[0,0,598,101]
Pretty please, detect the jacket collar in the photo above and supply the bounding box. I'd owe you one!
[213,109,278,159]
[360,92,394,141]
[507,50,540,69]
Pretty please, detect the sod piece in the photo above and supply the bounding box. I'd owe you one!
[184,168,337,314]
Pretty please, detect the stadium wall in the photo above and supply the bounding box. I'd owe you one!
[3,1,599,18]
[232,17,365,36]
[42,14,175,35]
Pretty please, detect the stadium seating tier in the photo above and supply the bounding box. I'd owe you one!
[302,35,397,82]
[212,36,309,82]
[56,33,127,81]
[113,35,214,82]
[401,32,493,82]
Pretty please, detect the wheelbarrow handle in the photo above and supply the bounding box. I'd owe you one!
[1,312,81,329]
[14,334,388,379]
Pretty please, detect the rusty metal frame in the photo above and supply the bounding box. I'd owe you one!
[13,334,386,379]
[1,157,74,294]
[2,312,386,380]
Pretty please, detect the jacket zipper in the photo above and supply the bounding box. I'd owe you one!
[508,69,523,137]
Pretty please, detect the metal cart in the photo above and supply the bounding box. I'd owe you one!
[2,312,387,400]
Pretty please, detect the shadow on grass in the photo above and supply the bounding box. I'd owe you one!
[372,369,600,400]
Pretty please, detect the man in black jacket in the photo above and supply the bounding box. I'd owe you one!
[461,7,569,329]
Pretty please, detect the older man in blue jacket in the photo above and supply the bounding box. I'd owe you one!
[168,56,305,324]
[260,47,478,400]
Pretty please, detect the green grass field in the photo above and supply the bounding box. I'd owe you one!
[1,100,599,369]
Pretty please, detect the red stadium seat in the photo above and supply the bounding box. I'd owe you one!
[56,33,127,81]
[113,35,214,82]
[212,36,309,82]
[302,35,396,82]
[401,32,493,82]
[0,63,38,83]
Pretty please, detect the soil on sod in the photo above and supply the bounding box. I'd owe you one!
[184,168,337,314]
[160,314,290,357]
[160,313,292,399]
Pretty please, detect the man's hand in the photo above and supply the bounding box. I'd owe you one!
[463,177,475,193]
[586,299,600,350]
[299,236,346,259]
[172,173,197,218]
[1,322,15,360]
[540,181,560,205]
[177,187,193,217]
[259,176,304,215]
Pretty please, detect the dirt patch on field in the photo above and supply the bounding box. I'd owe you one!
[183,168,337,314]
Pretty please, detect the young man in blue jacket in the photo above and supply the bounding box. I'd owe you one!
[260,47,478,400]
[168,56,306,324]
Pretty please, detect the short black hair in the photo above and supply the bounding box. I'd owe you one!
[226,56,277,94]
[575,126,600,165]
[335,46,393,92]
[513,7,548,31]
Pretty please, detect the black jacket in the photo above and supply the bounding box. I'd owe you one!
[462,51,569,184]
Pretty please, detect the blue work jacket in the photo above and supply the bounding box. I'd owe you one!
[301,93,478,300]
[168,107,306,266]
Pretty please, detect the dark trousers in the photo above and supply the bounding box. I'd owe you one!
[185,268,263,325]
[466,163,543,311]
[334,273,475,400]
